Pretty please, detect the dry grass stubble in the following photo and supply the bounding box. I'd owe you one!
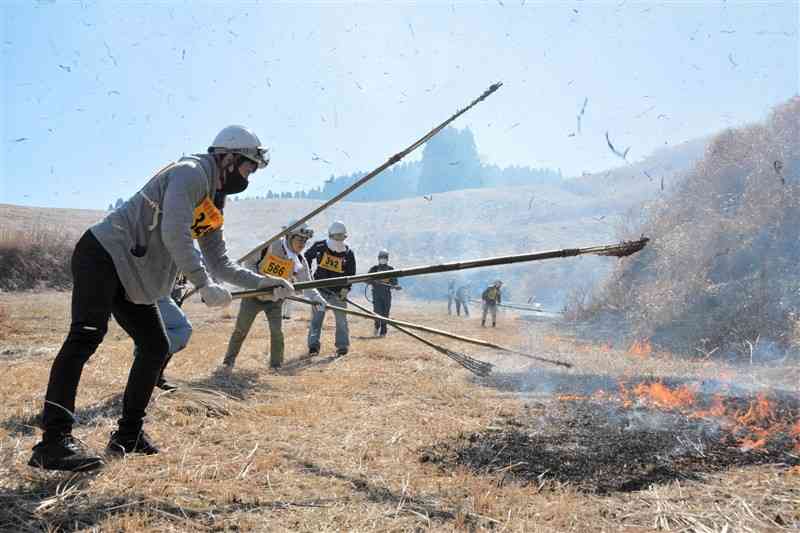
[1,292,798,531]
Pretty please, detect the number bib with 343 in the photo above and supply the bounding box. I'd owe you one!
[319,251,344,274]
[259,255,294,280]
[190,197,224,239]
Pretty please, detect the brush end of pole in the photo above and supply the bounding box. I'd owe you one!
[597,237,650,258]
[483,82,503,98]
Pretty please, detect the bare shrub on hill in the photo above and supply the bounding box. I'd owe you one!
[576,97,800,358]
[0,226,74,291]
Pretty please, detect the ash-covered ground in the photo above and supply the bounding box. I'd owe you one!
[421,392,800,494]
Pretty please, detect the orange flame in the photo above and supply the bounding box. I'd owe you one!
[738,428,771,450]
[736,394,776,425]
[557,395,589,401]
[628,339,652,357]
[605,381,799,452]
[694,394,727,418]
[631,381,696,410]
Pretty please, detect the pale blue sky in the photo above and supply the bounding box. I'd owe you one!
[2,0,798,209]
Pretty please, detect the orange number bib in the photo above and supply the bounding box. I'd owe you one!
[259,254,294,280]
[319,251,344,274]
[190,196,224,239]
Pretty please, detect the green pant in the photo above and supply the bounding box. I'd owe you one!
[223,298,284,368]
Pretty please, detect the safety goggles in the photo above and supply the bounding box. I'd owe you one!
[237,146,270,169]
[210,146,270,169]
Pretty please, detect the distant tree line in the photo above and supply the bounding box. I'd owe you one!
[271,126,562,202]
[107,127,564,208]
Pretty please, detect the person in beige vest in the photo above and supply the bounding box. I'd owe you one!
[222,221,326,370]
[481,280,503,327]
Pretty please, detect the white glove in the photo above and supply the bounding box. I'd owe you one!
[273,286,294,301]
[200,283,232,308]
[258,275,294,292]
[307,289,327,313]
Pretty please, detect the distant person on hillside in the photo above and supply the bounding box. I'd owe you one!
[221,221,325,371]
[305,221,356,357]
[481,280,503,327]
[455,283,471,317]
[368,249,401,337]
[28,126,294,472]
[447,280,456,315]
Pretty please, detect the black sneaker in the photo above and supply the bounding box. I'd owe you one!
[28,435,104,472]
[335,348,348,357]
[156,376,178,391]
[106,430,159,456]
[308,347,320,358]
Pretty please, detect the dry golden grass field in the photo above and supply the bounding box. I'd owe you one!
[1,292,798,532]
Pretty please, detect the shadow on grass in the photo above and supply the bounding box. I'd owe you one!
[285,453,477,526]
[277,354,341,376]
[1,370,265,437]
[181,367,264,401]
[0,473,339,533]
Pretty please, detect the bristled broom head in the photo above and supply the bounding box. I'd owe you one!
[594,237,650,258]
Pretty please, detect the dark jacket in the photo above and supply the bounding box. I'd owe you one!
[305,240,356,291]
[368,263,398,300]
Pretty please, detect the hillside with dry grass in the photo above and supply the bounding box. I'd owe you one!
[1,292,798,531]
[576,97,800,359]
[0,134,702,301]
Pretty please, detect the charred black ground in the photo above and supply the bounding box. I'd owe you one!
[420,396,800,494]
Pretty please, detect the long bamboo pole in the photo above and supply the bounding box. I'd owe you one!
[286,295,572,368]
[232,238,648,299]
[237,82,503,265]
[469,299,556,314]
[344,297,494,376]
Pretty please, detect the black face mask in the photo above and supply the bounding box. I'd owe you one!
[221,162,250,195]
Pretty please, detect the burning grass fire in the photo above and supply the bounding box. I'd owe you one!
[421,380,800,494]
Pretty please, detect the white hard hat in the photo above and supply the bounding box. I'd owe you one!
[328,221,347,237]
[283,220,314,241]
[209,125,270,169]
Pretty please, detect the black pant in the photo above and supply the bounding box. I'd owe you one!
[41,231,169,441]
[372,291,392,335]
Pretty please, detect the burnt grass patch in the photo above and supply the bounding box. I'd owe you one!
[420,398,800,494]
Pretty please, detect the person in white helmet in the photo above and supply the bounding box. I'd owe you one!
[305,221,356,357]
[29,126,294,472]
[368,249,400,336]
[221,221,326,370]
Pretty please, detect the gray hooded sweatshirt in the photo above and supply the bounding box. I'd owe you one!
[90,154,262,304]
